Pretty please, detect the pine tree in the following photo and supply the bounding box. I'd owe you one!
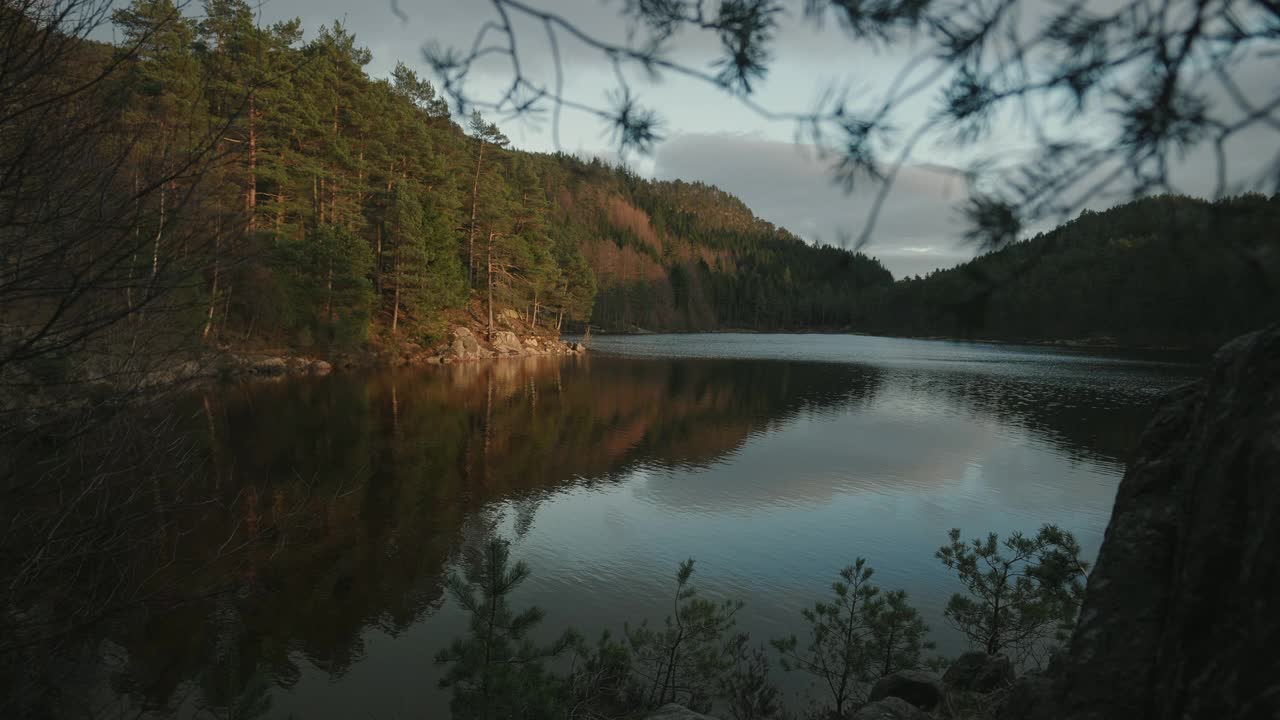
[624,559,743,712]
[466,111,509,286]
[936,525,1089,664]
[435,539,575,720]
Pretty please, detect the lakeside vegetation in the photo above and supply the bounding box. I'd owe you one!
[10,0,1271,396]
[434,525,1087,720]
[857,194,1280,350]
[3,1,1276,719]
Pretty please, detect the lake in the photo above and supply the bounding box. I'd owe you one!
[67,334,1200,718]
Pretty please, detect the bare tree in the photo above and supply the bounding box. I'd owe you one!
[0,2,252,712]
[424,0,1280,250]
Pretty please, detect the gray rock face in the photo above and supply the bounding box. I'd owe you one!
[252,357,287,375]
[868,670,944,710]
[943,652,1015,693]
[1052,325,1280,720]
[850,696,932,720]
[997,672,1056,720]
[492,330,522,354]
[643,704,717,720]
[451,327,481,356]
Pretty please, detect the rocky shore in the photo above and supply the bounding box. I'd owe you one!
[646,324,1280,720]
[143,324,587,387]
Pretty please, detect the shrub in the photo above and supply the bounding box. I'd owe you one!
[936,525,1089,664]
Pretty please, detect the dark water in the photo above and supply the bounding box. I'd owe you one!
[72,334,1199,718]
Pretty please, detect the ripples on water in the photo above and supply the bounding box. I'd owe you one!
[55,334,1202,718]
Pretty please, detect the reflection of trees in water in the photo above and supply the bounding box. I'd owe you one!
[6,352,1170,716]
[12,355,881,715]
[915,367,1187,467]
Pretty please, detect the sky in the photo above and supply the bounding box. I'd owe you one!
[104,0,1274,279]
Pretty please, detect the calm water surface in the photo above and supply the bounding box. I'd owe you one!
[97,334,1200,718]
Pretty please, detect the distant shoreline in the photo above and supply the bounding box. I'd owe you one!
[581,326,1209,355]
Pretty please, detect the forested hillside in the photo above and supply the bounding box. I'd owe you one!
[857,194,1280,350]
[9,0,1273,375]
[47,0,891,356]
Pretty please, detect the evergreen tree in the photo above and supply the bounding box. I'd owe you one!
[772,559,931,717]
[624,559,743,712]
[435,539,575,720]
[466,111,510,286]
[936,525,1089,664]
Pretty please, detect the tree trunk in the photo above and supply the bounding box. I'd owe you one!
[220,284,233,336]
[468,141,485,286]
[486,232,495,339]
[247,93,257,233]
[391,246,400,333]
[375,224,383,295]
[326,258,334,324]
[203,229,221,340]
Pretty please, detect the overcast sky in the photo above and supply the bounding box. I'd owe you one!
[113,1,1273,279]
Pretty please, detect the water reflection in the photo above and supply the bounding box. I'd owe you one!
[16,338,1196,718]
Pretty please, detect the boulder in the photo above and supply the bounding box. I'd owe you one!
[643,705,716,720]
[1051,325,1280,720]
[252,357,287,376]
[571,342,587,353]
[287,357,309,374]
[492,330,522,354]
[868,670,944,710]
[451,327,481,355]
[310,360,332,376]
[943,652,1015,693]
[996,672,1056,720]
[850,696,931,720]
[450,337,470,359]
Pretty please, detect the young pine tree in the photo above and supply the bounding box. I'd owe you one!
[624,559,743,712]
[936,525,1089,664]
[773,559,931,718]
[273,224,374,347]
[435,539,576,720]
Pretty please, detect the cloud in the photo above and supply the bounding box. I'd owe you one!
[109,0,1267,273]
[653,133,977,279]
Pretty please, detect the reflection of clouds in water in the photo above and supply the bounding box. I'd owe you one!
[112,335,1197,719]
[629,377,1119,519]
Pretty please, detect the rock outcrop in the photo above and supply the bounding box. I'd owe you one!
[492,330,523,354]
[942,652,1015,693]
[450,327,484,360]
[1034,325,1280,720]
[643,704,718,720]
[849,696,933,720]
[430,326,586,364]
[868,670,944,710]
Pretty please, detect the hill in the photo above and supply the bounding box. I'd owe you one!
[856,194,1280,350]
[25,0,891,359]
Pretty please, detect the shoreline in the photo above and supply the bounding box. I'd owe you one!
[584,327,1206,354]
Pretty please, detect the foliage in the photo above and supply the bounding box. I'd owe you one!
[435,538,577,720]
[719,637,783,720]
[624,559,745,712]
[936,525,1090,664]
[772,559,932,718]
[428,0,1280,254]
[858,194,1280,349]
[272,225,375,348]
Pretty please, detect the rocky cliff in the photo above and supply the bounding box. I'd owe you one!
[646,324,1280,720]
[1016,324,1280,720]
